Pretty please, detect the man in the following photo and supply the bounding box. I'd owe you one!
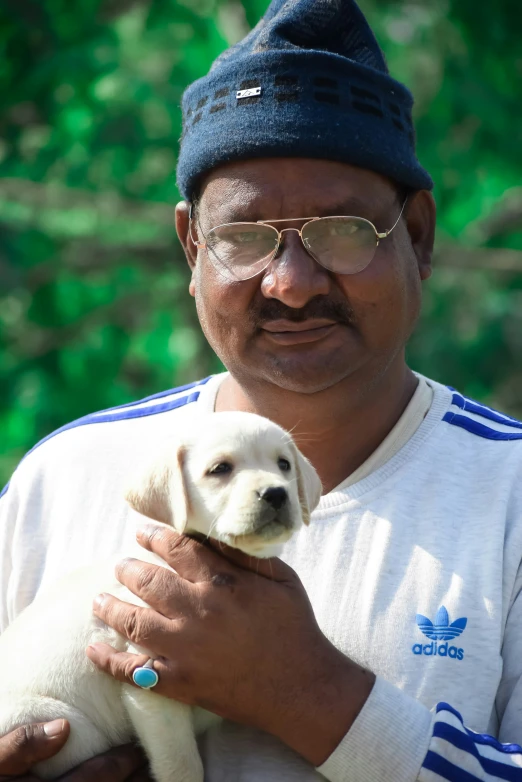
[1,0,522,780]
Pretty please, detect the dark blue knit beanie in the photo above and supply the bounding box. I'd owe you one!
[176,0,433,200]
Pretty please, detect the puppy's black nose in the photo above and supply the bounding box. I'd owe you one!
[259,486,287,510]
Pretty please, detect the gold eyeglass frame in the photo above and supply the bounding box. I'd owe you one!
[189,197,408,279]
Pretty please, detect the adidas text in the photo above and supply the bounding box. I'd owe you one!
[412,641,464,660]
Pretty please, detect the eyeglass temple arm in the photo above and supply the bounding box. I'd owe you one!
[376,196,409,240]
[188,203,206,249]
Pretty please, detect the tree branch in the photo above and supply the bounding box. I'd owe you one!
[434,245,522,273]
[470,188,522,241]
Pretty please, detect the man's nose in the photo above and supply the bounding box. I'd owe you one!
[260,230,331,308]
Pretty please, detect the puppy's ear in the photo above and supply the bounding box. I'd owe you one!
[289,443,322,526]
[171,445,190,532]
[125,445,190,532]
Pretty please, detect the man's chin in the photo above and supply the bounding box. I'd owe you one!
[245,354,361,395]
[265,373,350,395]
[232,326,362,393]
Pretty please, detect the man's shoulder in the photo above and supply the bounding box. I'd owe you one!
[1,376,214,500]
[424,379,522,494]
[435,383,522,447]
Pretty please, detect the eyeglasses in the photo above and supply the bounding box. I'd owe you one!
[190,198,408,282]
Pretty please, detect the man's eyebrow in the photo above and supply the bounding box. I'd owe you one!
[314,198,375,217]
[202,196,380,225]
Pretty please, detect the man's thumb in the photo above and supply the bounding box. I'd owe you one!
[0,719,70,775]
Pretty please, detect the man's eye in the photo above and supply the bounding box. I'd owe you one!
[277,457,291,472]
[207,462,233,475]
[232,231,264,244]
[331,222,359,236]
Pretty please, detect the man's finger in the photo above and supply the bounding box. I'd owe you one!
[92,593,175,655]
[0,719,70,775]
[136,523,298,583]
[56,742,147,781]
[135,524,240,583]
[113,558,195,619]
[86,643,170,696]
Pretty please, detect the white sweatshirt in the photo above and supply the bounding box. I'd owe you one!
[2,373,522,782]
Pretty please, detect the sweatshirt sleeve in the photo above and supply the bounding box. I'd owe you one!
[316,678,522,782]
[318,560,522,782]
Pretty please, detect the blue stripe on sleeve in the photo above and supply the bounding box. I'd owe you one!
[443,412,522,441]
[436,702,464,720]
[433,723,522,780]
[82,377,211,415]
[20,392,201,462]
[464,728,522,755]
[77,391,201,425]
[451,393,522,430]
[0,379,210,500]
[436,702,522,754]
[422,750,482,782]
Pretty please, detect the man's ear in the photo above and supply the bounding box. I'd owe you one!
[404,190,436,281]
[125,445,190,532]
[289,443,322,526]
[175,201,198,286]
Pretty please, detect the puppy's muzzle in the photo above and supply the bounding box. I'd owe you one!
[258,486,287,510]
[250,485,293,535]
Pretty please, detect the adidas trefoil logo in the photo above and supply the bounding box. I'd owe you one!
[412,606,467,661]
[417,606,467,640]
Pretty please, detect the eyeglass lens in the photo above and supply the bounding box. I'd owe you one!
[205,217,378,280]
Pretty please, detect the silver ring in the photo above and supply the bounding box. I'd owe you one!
[132,657,159,689]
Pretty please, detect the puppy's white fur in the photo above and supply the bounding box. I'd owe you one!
[0,412,321,782]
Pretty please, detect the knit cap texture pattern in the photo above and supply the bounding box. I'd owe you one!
[176,0,433,199]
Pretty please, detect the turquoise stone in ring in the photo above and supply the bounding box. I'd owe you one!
[132,659,159,689]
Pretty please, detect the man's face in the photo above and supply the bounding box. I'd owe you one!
[177,158,434,395]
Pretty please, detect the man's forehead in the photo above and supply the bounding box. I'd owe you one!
[197,158,396,222]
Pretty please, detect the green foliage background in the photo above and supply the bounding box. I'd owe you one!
[1,0,522,486]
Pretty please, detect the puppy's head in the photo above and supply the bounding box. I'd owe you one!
[125,412,322,557]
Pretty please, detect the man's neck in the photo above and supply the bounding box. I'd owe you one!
[215,362,419,494]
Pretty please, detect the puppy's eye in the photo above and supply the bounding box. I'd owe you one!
[277,457,291,472]
[207,462,233,476]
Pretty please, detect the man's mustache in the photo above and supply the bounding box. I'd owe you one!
[250,296,355,328]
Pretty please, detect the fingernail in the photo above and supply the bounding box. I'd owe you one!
[44,719,64,737]
[93,594,106,609]
[136,524,154,539]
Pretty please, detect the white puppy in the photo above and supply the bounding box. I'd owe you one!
[0,412,321,782]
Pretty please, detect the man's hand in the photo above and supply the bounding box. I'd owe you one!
[87,524,375,767]
[0,720,152,781]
